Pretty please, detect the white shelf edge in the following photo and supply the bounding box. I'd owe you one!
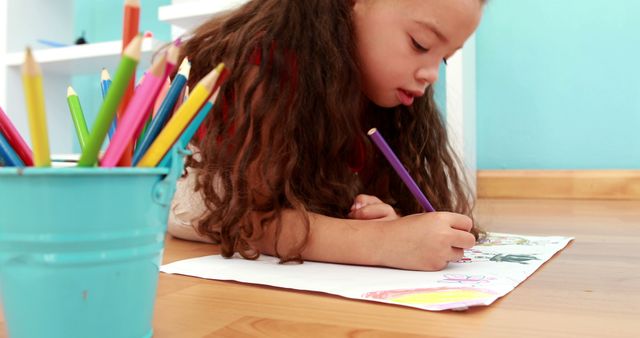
[158,0,250,31]
[5,37,166,75]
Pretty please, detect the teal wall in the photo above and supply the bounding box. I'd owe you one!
[74,0,171,43]
[434,65,447,116]
[476,0,640,169]
[71,0,171,151]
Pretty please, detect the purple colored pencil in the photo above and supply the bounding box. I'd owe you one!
[367,128,435,212]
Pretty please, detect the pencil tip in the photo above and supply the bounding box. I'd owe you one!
[178,58,191,76]
[23,47,41,75]
[101,68,111,80]
[367,128,377,135]
[123,35,144,60]
[67,86,77,96]
[215,63,225,73]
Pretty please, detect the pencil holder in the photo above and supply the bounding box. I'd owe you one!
[0,145,187,338]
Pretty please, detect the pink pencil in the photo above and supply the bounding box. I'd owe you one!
[165,38,181,76]
[152,41,180,118]
[100,55,167,167]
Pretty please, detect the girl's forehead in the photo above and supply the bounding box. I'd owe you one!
[398,0,483,43]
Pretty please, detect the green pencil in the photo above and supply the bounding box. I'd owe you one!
[66,86,90,151]
[77,35,142,167]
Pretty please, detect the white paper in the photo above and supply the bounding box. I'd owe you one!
[161,232,573,311]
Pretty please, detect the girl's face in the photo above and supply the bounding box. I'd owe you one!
[352,0,483,107]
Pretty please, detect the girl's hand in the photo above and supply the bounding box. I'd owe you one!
[348,194,400,221]
[375,212,476,271]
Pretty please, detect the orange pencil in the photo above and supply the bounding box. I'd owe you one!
[117,0,141,166]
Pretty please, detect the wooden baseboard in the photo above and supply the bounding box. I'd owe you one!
[477,170,640,200]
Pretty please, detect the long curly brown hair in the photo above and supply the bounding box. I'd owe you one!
[179,0,479,262]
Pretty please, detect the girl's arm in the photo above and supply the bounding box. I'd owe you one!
[250,209,476,271]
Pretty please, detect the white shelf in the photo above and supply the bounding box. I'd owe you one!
[5,38,166,75]
[158,0,250,32]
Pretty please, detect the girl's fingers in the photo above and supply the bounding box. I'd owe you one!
[452,230,477,249]
[448,247,465,262]
[440,212,473,232]
[349,203,397,220]
[350,194,384,210]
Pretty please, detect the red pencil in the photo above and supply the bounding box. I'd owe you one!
[117,0,141,166]
[0,105,34,166]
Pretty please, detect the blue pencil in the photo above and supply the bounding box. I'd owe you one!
[100,68,117,139]
[37,39,69,48]
[0,131,25,167]
[133,59,190,166]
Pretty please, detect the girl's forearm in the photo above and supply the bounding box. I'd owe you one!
[250,210,387,267]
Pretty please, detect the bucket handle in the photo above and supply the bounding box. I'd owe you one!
[152,145,189,206]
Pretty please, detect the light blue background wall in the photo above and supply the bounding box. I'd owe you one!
[71,0,171,151]
[476,0,640,169]
[434,66,447,115]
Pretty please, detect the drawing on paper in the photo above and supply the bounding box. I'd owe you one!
[456,248,495,263]
[362,287,498,310]
[478,234,560,247]
[489,253,539,264]
[437,274,496,285]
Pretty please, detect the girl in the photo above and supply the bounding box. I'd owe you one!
[169,0,486,271]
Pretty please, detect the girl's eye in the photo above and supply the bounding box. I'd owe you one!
[411,37,429,53]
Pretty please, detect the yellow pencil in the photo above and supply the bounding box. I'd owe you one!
[137,63,224,167]
[22,47,50,167]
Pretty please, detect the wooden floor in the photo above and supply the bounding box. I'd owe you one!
[152,198,640,338]
[2,198,640,337]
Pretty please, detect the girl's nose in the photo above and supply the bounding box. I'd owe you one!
[415,64,439,85]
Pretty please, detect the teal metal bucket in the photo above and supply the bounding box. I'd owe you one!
[0,147,186,338]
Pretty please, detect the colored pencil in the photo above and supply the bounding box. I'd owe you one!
[367,128,435,212]
[66,86,90,151]
[117,0,141,166]
[137,63,224,167]
[156,93,215,169]
[100,68,117,139]
[0,105,34,166]
[181,90,219,146]
[100,54,168,167]
[0,131,25,167]
[151,40,181,119]
[152,41,181,117]
[133,58,190,165]
[134,42,180,148]
[78,36,142,167]
[164,40,181,79]
[123,0,140,49]
[153,78,171,118]
[21,47,50,167]
[37,39,68,48]
[135,107,154,153]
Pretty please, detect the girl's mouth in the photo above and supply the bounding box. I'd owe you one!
[397,89,415,106]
